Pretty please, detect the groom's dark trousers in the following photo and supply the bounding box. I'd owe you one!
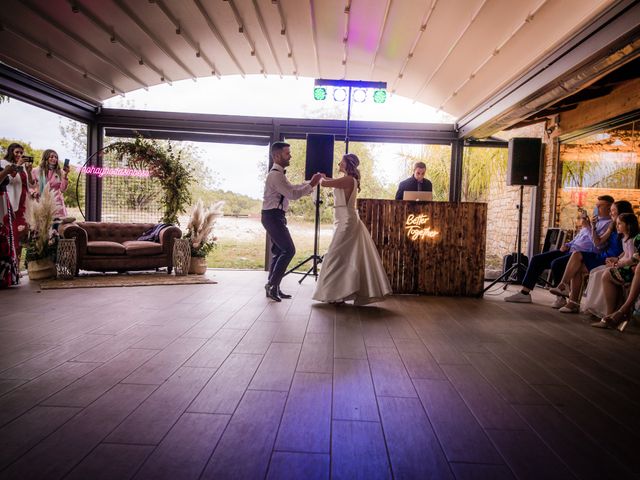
[261,208,296,287]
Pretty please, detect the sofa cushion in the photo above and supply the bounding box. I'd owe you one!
[87,241,126,255]
[122,240,163,256]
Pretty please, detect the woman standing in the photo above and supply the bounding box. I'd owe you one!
[32,149,69,219]
[0,162,19,287]
[0,143,30,262]
[312,153,391,305]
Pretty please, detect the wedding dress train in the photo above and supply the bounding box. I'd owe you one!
[313,177,391,305]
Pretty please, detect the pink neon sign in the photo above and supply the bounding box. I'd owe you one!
[77,166,150,178]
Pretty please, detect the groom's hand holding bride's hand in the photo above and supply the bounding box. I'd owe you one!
[309,172,323,187]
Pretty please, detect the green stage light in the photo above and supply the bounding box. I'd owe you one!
[373,89,387,103]
[313,87,327,100]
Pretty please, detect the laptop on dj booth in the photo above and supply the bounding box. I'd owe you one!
[403,191,433,201]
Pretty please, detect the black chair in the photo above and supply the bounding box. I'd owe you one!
[538,228,567,286]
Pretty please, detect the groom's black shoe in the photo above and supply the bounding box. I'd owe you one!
[265,284,281,302]
[277,289,292,299]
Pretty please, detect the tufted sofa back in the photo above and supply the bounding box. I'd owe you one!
[77,222,156,244]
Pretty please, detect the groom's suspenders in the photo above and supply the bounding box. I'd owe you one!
[270,168,285,210]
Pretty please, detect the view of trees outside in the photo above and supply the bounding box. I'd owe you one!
[2,88,518,272]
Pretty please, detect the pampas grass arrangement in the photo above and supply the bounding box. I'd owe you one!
[185,200,224,257]
[25,185,59,265]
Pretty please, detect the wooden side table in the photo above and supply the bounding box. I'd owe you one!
[172,238,191,276]
[56,238,77,279]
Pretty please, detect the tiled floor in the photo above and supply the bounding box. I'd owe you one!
[1,270,640,479]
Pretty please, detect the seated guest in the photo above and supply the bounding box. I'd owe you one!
[592,220,640,331]
[548,200,633,311]
[505,195,614,304]
[395,161,432,200]
[551,213,640,317]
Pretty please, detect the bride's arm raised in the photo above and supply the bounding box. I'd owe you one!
[319,175,353,189]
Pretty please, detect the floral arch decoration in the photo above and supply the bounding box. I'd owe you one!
[82,137,194,225]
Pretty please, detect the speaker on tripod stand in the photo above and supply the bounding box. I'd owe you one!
[484,137,542,293]
[284,134,334,283]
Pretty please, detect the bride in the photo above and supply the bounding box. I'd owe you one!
[312,153,392,305]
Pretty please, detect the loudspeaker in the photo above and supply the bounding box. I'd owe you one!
[507,137,542,186]
[305,134,334,180]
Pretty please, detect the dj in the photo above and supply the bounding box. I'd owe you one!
[395,161,433,200]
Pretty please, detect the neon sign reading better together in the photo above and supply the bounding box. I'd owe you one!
[405,214,439,241]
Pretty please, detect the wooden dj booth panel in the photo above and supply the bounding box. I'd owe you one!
[358,199,487,296]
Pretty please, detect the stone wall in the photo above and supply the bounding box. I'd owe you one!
[484,124,544,267]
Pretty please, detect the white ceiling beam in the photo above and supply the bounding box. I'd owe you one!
[153,0,220,78]
[0,51,103,104]
[251,0,284,78]
[192,0,246,76]
[274,0,298,77]
[342,0,352,78]
[0,20,124,95]
[225,0,267,76]
[390,0,438,94]
[112,0,198,80]
[309,0,321,77]
[414,0,489,102]
[368,0,392,79]
[22,1,149,90]
[438,0,549,112]
[68,0,172,84]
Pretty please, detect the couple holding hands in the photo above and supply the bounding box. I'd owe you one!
[261,141,391,305]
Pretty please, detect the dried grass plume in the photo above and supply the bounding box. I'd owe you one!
[186,200,224,254]
[25,185,57,258]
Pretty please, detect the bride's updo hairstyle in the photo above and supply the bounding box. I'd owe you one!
[343,153,361,192]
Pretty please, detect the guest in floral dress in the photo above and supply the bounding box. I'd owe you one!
[32,149,69,219]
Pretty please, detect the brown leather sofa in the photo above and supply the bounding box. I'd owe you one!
[59,222,182,274]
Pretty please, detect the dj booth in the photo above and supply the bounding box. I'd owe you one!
[357,199,487,296]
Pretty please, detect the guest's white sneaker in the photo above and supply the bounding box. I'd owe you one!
[551,296,567,309]
[505,292,532,303]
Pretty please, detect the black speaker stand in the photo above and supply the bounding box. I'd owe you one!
[484,184,529,293]
[284,185,323,283]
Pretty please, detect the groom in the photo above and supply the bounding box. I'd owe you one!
[262,141,323,302]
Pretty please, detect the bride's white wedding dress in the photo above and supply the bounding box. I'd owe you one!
[313,177,392,305]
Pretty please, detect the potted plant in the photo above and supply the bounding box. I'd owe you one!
[25,186,59,280]
[185,200,224,274]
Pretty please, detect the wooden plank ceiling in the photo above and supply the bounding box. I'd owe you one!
[0,0,617,119]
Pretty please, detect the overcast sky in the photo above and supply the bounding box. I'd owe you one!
[1,75,452,198]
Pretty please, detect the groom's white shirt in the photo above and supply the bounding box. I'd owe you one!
[262,163,313,211]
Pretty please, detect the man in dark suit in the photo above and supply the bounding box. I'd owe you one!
[395,161,433,200]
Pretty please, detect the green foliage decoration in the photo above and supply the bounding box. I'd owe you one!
[105,138,194,224]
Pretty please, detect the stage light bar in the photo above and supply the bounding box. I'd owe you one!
[314,79,387,89]
[313,86,327,100]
